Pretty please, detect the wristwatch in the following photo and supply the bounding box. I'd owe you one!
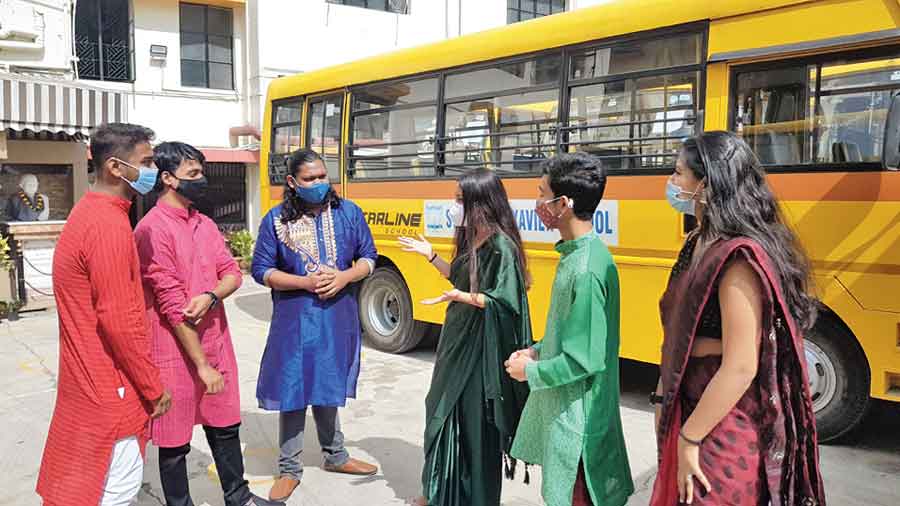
[649,392,664,406]
[204,291,220,310]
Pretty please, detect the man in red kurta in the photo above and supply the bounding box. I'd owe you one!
[37,123,172,506]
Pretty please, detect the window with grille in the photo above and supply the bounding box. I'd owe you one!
[507,0,566,24]
[180,3,234,90]
[328,0,410,14]
[75,0,133,82]
[732,48,900,170]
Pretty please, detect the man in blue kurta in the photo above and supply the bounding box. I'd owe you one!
[251,149,379,503]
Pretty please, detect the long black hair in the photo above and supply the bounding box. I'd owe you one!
[453,169,530,293]
[682,131,817,331]
[280,149,341,223]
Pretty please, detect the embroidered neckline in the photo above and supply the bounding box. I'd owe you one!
[274,206,338,271]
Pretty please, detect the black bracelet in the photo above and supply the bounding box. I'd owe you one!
[649,392,664,406]
[204,291,220,309]
[429,253,438,263]
[679,429,703,446]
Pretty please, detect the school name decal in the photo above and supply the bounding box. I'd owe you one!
[364,211,423,236]
[423,199,619,246]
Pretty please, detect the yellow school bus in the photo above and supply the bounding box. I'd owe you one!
[260,0,900,441]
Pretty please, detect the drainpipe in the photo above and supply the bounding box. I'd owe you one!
[229,125,261,148]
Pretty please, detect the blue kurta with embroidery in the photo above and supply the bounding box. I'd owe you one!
[251,199,376,411]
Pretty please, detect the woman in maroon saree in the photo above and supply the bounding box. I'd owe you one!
[650,131,826,506]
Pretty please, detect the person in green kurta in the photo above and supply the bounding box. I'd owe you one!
[506,153,634,506]
[399,169,532,506]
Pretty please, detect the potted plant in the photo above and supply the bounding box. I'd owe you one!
[226,229,255,273]
[0,234,20,322]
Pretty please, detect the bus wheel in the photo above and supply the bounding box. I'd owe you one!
[359,267,428,354]
[804,314,870,443]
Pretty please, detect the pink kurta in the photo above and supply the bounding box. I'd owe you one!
[134,201,243,448]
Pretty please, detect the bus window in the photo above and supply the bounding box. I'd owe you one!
[271,99,302,154]
[568,71,699,170]
[570,32,701,80]
[443,88,559,174]
[354,78,438,110]
[445,53,561,100]
[733,50,900,168]
[307,94,344,181]
[268,98,303,185]
[349,78,439,179]
[817,56,900,163]
[734,65,810,166]
[351,106,438,179]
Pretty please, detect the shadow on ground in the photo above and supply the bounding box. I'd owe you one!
[138,410,423,505]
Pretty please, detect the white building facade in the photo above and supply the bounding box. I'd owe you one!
[1,0,595,234]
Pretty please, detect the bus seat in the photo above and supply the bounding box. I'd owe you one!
[757,130,801,165]
[832,142,862,163]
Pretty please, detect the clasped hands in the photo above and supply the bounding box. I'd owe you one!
[504,347,537,382]
[307,266,351,300]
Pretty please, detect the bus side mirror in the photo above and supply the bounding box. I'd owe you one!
[882,93,900,170]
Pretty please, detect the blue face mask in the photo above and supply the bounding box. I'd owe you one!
[294,181,331,204]
[116,158,158,196]
[666,180,699,216]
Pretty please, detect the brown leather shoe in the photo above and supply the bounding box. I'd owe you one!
[323,457,378,476]
[268,476,299,502]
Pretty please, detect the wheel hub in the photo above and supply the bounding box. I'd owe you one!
[804,338,838,413]
[367,285,401,337]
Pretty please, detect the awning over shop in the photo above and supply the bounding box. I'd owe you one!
[0,73,127,138]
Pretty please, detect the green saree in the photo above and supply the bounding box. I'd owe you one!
[421,233,533,506]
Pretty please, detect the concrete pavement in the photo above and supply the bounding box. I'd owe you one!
[2,276,899,505]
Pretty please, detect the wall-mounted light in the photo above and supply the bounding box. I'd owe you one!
[149,44,168,61]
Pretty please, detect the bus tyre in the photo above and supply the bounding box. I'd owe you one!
[359,267,429,354]
[804,314,870,443]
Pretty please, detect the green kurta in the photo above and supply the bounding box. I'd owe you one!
[511,232,633,506]
[422,233,532,506]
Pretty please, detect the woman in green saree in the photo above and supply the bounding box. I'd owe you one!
[399,169,533,506]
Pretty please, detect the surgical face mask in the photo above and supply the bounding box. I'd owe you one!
[115,158,158,196]
[535,196,571,230]
[665,180,703,216]
[172,174,208,204]
[294,181,331,204]
[448,202,465,227]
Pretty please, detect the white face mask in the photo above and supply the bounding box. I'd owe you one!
[448,202,465,227]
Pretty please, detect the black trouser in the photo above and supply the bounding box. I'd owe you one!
[158,423,253,506]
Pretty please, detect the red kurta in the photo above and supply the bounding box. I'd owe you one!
[37,191,164,506]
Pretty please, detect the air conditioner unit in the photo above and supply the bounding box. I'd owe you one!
[0,0,41,41]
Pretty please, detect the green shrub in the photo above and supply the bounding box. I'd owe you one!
[226,229,255,262]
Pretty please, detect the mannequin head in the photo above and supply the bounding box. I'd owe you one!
[19,174,39,197]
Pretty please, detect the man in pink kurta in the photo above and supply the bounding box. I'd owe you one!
[135,141,283,506]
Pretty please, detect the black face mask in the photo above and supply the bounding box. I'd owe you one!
[172,175,208,204]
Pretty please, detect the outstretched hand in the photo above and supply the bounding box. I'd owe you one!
[421,289,464,305]
[399,234,433,259]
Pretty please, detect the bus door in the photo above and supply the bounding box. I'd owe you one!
[306,93,346,183]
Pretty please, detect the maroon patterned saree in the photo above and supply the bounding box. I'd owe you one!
[650,237,826,506]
